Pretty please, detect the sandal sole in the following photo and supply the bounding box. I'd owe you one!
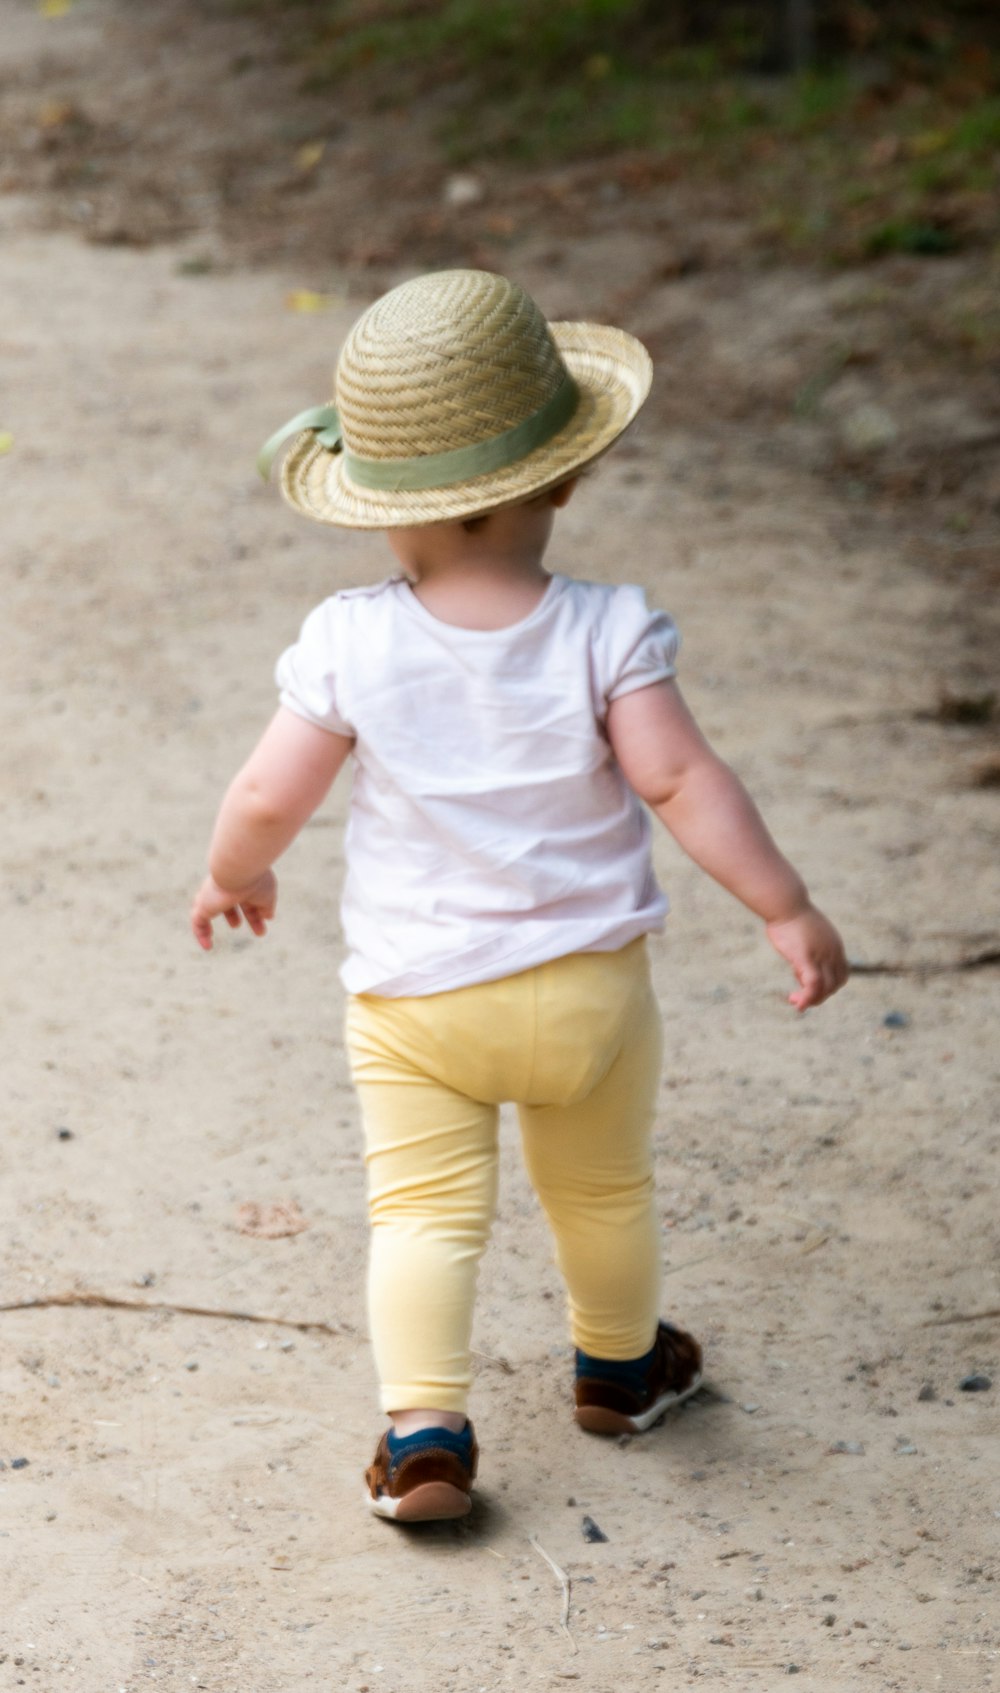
[368,1480,472,1522]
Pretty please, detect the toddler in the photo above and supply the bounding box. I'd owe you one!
[191,269,848,1523]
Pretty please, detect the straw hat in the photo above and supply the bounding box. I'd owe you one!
[258,269,652,528]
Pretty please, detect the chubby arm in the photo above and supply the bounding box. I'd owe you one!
[607,680,848,1010]
[191,706,353,951]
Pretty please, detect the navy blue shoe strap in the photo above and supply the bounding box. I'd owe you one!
[386,1423,473,1470]
[575,1337,658,1396]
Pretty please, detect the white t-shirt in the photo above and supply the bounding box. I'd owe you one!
[275,573,678,997]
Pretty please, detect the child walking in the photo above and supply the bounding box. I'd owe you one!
[190,269,848,1523]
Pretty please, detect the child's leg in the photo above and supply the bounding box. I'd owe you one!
[516,968,663,1360]
[345,995,499,1421]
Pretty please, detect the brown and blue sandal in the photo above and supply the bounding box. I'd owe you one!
[574,1320,703,1434]
[366,1422,478,1521]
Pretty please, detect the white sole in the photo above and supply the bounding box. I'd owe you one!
[576,1369,704,1435]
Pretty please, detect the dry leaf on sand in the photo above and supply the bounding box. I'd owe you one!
[235,1200,310,1238]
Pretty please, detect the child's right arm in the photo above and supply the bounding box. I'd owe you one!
[190,705,353,951]
[607,679,848,1011]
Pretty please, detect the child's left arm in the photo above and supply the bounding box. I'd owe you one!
[607,679,849,1011]
[191,705,353,951]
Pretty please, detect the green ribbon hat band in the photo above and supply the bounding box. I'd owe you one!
[256,374,580,493]
[257,404,342,481]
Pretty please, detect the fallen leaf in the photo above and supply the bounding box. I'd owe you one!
[235,1200,310,1238]
[909,129,950,157]
[285,289,339,314]
[40,0,73,15]
[295,141,325,173]
[38,99,78,129]
[0,432,14,456]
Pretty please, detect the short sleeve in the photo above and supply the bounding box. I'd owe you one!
[600,585,680,704]
[274,599,354,736]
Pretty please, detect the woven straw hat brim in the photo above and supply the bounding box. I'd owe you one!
[279,323,652,530]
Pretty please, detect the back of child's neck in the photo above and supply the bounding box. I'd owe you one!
[405,552,552,632]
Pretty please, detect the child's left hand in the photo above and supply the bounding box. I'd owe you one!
[765,903,849,1012]
[191,870,277,952]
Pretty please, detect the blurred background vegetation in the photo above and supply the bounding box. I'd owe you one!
[232,0,999,265]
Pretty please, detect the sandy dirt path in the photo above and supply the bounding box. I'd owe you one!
[2,4,998,1690]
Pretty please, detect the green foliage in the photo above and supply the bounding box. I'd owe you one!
[865,220,962,257]
[245,0,1000,263]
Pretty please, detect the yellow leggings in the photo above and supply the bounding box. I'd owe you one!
[345,939,663,1414]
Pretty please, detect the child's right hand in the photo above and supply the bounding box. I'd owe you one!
[765,903,849,1012]
[191,870,278,952]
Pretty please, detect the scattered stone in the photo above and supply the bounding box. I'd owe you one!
[882,1011,909,1029]
[829,1440,865,1456]
[936,687,996,725]
[786,1665,801,1675]
[959,1374,992,1393]
[56,1126,73,1140]
[582,1515,608,1543]
[184,1360,199,1371]
[823,1613,836,1626]
[566,1496,577,1507]
[838,401,898,455]
[10,1458,29,1470]
[895,1439,918,1455]
[739,1402,760,1414]
[443,173,484,208]
[917,1382,936,1402]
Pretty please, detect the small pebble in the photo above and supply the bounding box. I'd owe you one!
[581,1515,608,1543]
[823,1613,836,1626]
[184,1361,199,1371]
[443,172,484,208]
[786,1665,801,1675]
[917,1382,936,1402]
[739,1402,760,1414]
[829,1440,865,1455]
[56,1126,73,1140]
[10,1458,29,1470]
[895,1440,918,1455]
[882,1011,909,1029]
[959,1374,992,1393]
[566,1496,577,1507]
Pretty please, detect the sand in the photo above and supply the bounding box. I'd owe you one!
[2,3,998,1688]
